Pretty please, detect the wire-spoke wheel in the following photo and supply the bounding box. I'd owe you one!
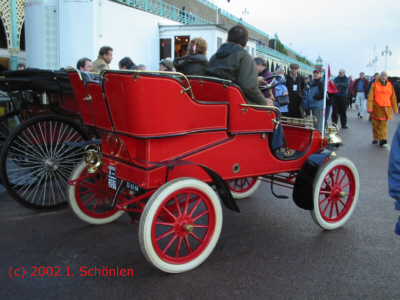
[311,157,359,230]
[227,177,261,199]
[139,178,222,273]
[67,160,125,225]
[0,115,89,211]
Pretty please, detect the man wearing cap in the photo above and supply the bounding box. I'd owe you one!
[285,63,305,118]
[159,58,174,71]
[368,71,397,146]
[332,69,349,129]
[353,72,369,119]
[302,69,325,132]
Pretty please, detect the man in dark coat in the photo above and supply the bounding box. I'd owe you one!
[285,63,305,118]
[332,69,349,128]
[206,25,272,106]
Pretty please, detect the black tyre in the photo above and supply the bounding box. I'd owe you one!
[0,115,89,211]
[0,110,21,153]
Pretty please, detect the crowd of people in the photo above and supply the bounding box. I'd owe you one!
[73,25,398,148]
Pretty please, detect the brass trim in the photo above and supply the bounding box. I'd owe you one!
[281,116,315,128]
[241,108,248,114]
[83,95,92,103]
[132,73,141,82]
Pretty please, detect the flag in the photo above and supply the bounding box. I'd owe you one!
[327,64,338,94]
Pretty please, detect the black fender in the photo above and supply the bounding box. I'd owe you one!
[149,160,240,213]
[293,149,332,210]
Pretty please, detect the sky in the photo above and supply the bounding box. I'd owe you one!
[213,0,400,78]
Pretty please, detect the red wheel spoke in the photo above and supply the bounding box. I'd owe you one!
[175,236,183,258]
[334,202,340,216]
[322,200,332,215]
[319,195,331,204]
[155,228,175,241]
[339,198,348,207]
[192,209,209,221]
[155,221,174,226]
[162,234,178,254]
[174,195,182,216]
[335,169,341,185]
[323,177,333,189]
[184,236,192,254]
[82,194,96,206]
[162,206,177,220]
[188,198,202,217]
[91,196,102,211]
[193,224,209,228]
[189,232,203,243]
[79,189,97,196]
[338,172,347,186]
[183,193,190,214]
[340,181,351,189]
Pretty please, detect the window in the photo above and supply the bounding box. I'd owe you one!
[174,35,189,58]
[160,38,171,60]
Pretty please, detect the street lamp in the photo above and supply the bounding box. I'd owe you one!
[381,46,392,71]
[242,8,249,22]
[372,56,378,74]
[367,62,373,79]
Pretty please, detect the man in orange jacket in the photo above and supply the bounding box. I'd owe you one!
[368,71,398,146]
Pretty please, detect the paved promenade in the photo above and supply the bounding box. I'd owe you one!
[1,108,400,299]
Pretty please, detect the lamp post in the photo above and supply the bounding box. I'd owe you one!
[242,8,249,22]
[372,56,378,74]
[367,62,373,79]
[381,46,392,71]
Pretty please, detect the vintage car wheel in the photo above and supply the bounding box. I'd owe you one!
[139,178,222,273]
[311,157,359,230]
[67,160,125,225]
[227,177,261,199]
[0,115,89,211]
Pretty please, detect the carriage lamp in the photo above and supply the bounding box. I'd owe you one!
[325,123,343,151]
[85,144,102,173]
[41,92,51,105]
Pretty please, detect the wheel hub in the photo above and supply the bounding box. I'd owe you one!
[45,158,59,171]
[174,216,194,236]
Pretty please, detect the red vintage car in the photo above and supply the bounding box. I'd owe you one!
[67,69,359,273]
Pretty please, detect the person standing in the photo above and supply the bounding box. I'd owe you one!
[332,69,349,129]
[285,63,305,118]
[348,75,354,108]
[303,69,325,132]
[92,46,113,72]
[368,71,398,146]
[353,72,369,119]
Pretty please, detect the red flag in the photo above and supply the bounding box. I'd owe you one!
[327,64,338,93]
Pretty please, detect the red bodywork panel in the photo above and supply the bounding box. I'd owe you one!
[68,70,323,190]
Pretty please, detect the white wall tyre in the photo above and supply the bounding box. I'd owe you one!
[139,178,223,273]
[227,177,262,199]
[67,160,124,225]
[311,157,359,230]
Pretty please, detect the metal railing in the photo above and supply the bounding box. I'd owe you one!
[113,0,211,25]
[256,44,315,72]
[196,0,269,38]
[112,0,314,70]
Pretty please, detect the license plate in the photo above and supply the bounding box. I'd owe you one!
[108,166,116,190]
[126,181,141,193]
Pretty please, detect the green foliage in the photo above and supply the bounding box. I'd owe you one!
[275,40,288,55]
